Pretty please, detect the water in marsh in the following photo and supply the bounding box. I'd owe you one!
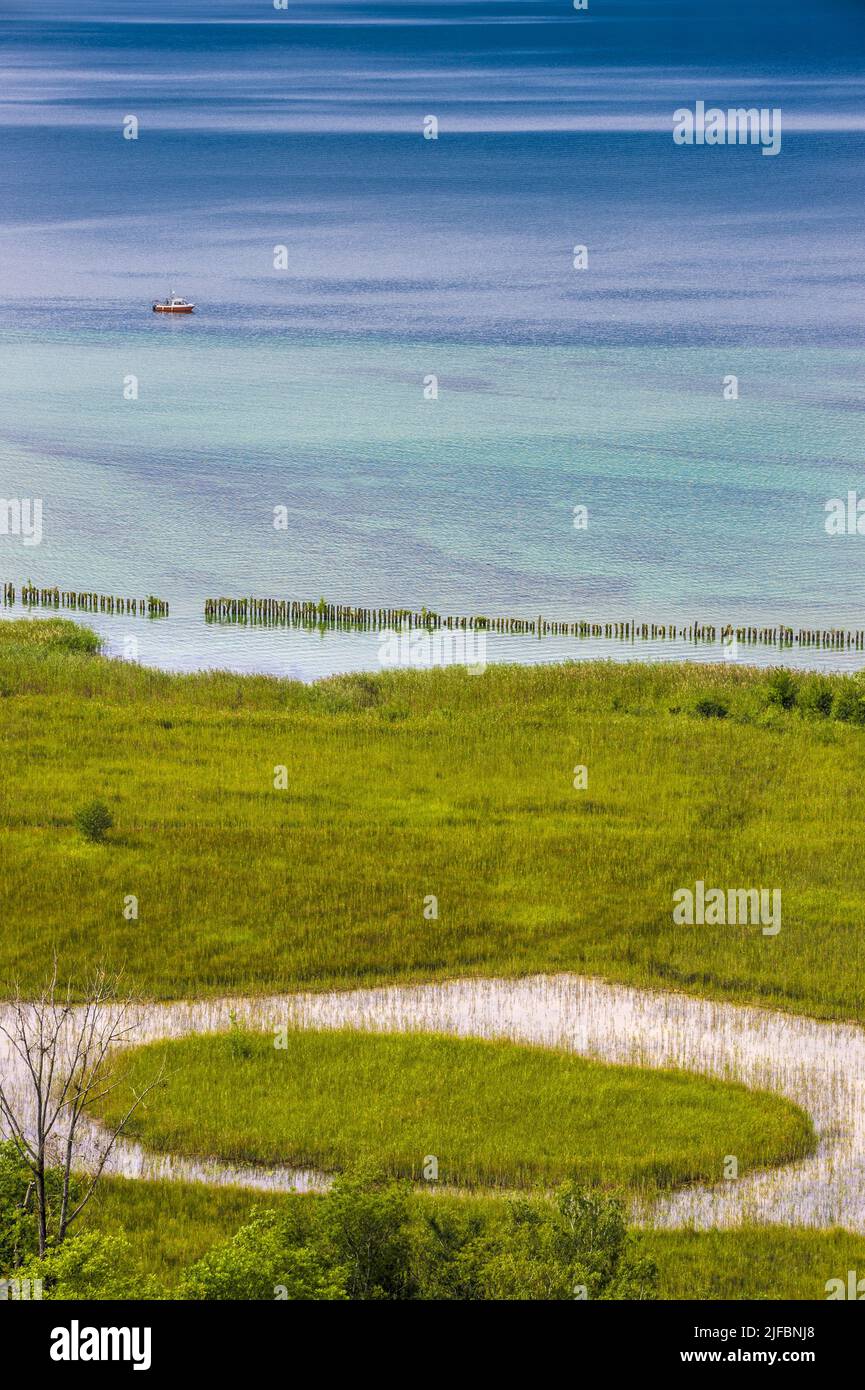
[4,974,864,1229]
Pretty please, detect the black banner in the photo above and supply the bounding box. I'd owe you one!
[4,1298,855,1376]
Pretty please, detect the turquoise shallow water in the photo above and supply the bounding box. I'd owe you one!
[1,114,863,676]
[2,321,864,676]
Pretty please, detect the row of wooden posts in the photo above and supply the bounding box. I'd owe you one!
[3,583,169,617]
[203,596,865,651]
[4,581,863,649]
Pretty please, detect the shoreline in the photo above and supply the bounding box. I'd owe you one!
[4,599,865,681]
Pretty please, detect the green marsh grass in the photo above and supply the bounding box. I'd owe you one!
[643,1226,865,1301]
[2,618,865,1021]
[93,1027,814,1192]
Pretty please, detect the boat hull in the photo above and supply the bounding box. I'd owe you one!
[152,305,194,313]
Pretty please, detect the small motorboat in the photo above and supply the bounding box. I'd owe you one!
[152,293,195,313]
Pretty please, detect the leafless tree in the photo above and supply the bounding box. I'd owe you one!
[0,962,163,1255]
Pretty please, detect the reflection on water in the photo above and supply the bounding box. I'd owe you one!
[4,600,865,679]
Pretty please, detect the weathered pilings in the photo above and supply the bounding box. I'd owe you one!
[3,582,169,617]
[202,596,865,653]
[4,580,863,650]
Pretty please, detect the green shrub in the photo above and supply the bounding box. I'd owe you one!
[692,698,728,719]
[765,670,798,710]
[177,1168,657,1302]
[16,1230,163,1300]
[74,800,114,844]
[314,1166,415,1300]
[179,1212,346,1301]
[798,675,834,717]
[833,684,865,724]
[0,1140,84,1274]
[227,1011,255,1061]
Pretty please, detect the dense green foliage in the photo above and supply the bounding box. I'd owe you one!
[15,1230,162,1301]
[94,1027,814,1192]
[2,1158,655,1301]
[74,1175,865,1301]
[0,1140,154,1299]
[176,1168,657,1301]
[1,618,865,1020]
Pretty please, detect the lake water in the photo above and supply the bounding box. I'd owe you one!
[1,10,864,677]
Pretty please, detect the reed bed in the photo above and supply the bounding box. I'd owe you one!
[3,620,865,1284]
[88,973,865,1230]
[642,1226,865,1301]
[4,971,860,1230]
[2,619,865,1020]
[93,1027,811,1194]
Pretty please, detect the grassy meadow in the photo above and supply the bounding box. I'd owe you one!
[94,1027,814,1191]
[1,617,864,1019]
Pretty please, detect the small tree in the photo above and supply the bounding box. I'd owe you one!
[74,800,114,844]
[414,1181,658,1301]
[314,1165,415,1300]
[0,963,163,1255]
[469,1182,657,1300]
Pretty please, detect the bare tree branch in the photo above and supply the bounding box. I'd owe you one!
[0,964,161,1253]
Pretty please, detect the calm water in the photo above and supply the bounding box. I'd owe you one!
[1,9,864,677]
